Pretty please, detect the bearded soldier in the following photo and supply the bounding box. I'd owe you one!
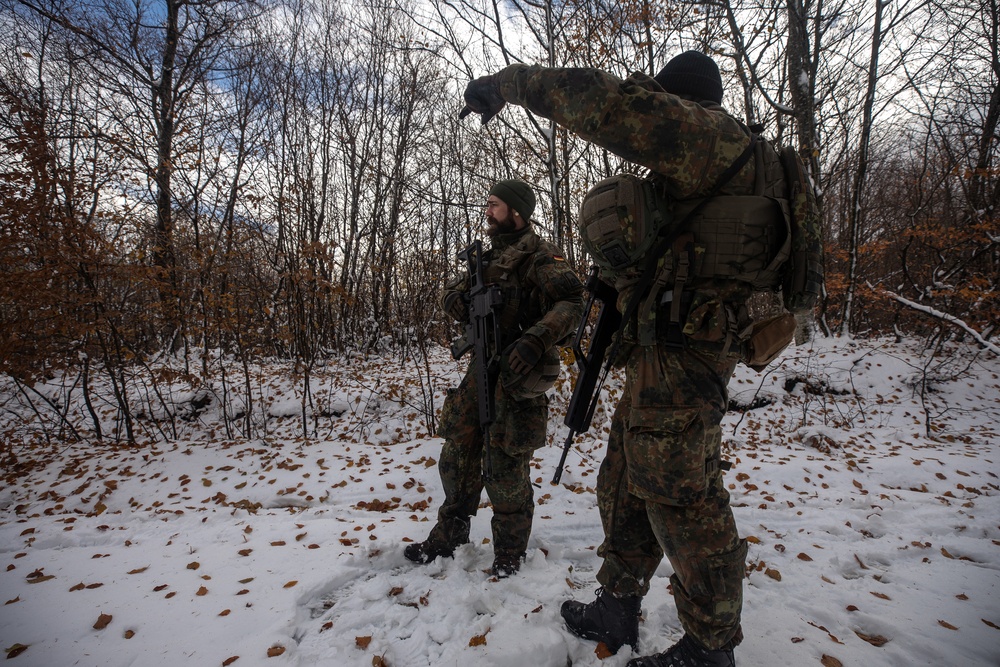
[459,52,791,666]
[404,180,584,578]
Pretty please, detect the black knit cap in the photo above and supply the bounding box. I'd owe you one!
[654,50,724,104]
[489,179,535,221]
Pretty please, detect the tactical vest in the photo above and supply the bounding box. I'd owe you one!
[483,232,539,339]
[482,232,562,400]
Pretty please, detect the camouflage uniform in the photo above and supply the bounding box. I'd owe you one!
[427,223,584,560]
[490,64,786,649]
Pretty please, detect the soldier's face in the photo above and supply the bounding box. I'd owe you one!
[485,196,517,237]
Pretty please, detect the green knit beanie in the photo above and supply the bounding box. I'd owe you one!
[489,179,535,221]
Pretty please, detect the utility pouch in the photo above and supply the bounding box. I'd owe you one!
[743,313,796,371]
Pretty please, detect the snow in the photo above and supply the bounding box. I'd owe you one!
[1,336,999,666]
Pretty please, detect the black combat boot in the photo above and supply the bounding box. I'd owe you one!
[626,634,735,667]
[561,587,641,654]
[403,540,455,564]
[490,552,524,579]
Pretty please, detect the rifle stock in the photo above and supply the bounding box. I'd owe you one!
[455,240,503,480]
[552,267,621,484]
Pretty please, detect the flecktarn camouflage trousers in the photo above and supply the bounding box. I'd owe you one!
[594,343,747,650]
[426,368,548,557]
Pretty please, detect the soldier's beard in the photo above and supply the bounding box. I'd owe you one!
[486,214,517,237]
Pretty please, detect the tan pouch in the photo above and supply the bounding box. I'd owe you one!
[744,313,796,371]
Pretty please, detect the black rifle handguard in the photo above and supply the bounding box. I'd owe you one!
[455,240,503,480]
[553,267,620,484]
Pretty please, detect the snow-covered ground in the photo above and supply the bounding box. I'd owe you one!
[1,336,998,666]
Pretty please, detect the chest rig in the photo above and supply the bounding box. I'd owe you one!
[483,230,541,346]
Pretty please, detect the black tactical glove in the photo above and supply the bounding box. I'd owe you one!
[508,334,545,375]
[459,74,506,125]
[443,291,469,322]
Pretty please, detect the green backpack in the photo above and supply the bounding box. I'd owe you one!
[579,137,824,316]
[777,146,824,313]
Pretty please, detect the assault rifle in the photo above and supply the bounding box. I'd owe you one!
[450,240,503,480]
[552,266,621,484]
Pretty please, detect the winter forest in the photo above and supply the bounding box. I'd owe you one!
[1,1,999,665]
[1,0,997,446]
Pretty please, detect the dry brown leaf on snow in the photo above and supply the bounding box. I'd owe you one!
[267,645,286,657]
[938,619,959,630]
[187,561,200,570]
[595,642,614,659]
[127,566,148,574]
[356,636,372,649]
[93,613,113,630]
[372,653,389,666]
[197,586,208,596]
[26,568,55,584]
[820,655,843,667]
[5,644,29,659]
[223,656,239,666]
[284,580,298,588]
[469,629,490,647]
[855,631,889,646]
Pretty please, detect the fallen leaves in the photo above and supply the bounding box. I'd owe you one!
[93,613,113,630]
[854,631,888,647]
[5,643,29,659]
[266,645,285,657]
[26,568,54,584]
[69,582,104,591]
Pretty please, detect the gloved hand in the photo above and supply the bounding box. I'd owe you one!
[443,291,469,322]
[459,74,505,125]
[508,335,546,375]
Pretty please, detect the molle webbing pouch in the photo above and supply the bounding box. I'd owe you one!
[681,196,789,291]
[485,241,535,341]
[743,312,796,371]
[579,174,670,274]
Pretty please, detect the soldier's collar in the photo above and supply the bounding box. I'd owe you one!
[490,224,533,250]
